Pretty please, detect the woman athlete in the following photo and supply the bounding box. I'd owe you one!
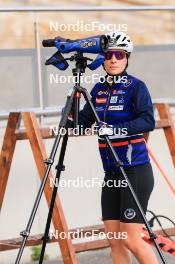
[68,31,158,264]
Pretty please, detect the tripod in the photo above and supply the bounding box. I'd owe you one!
[15,52,167,264]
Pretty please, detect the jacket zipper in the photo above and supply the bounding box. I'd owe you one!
[104,86,112,122]
[103,85,112,171]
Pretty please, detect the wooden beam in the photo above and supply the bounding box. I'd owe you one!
[15,119,170,142]
[0,112,20,210]
[0,235,109,253]
[74,240,109,253]
[156,103,175,167]
[156,119,170,129]
[0,225,106,252]
[1,224,174,252]
[0,234,44,251]
[155,227,175,237]
[21,112,78,264]
[15,127,53,140]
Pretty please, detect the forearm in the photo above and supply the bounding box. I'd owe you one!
[113,114,155,136]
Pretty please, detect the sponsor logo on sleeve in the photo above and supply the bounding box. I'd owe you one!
[108,105,124,111]
[95,106,105,111]
[110,96,118,104]
[113,89,125,95]
[97,90,108,95]
[118,96,125,104]
[124,79,132,87]
[96,98,107,104]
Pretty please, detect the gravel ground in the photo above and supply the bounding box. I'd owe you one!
[29,247,175,264]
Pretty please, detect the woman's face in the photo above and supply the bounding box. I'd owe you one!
[104,49,127,75]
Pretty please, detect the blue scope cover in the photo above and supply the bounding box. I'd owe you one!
[55,36,107,54]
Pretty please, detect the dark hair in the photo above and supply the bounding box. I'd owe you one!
[125,52,130,69]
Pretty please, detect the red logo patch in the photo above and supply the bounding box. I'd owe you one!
[96,98,107,104]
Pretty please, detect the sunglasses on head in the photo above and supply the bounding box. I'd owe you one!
[104,50,127,60]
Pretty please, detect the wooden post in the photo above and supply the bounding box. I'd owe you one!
[156,103,175,168]
[0,112,20,210]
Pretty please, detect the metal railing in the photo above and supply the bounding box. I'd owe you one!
[0,6,175,12]
[1,99,175,121]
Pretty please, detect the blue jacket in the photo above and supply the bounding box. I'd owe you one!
[78,71,155,172]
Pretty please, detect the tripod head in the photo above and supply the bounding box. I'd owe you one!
[65,52,93,84]
[68,52,92,74]
[45,49,105,73]
[43,34,108,71]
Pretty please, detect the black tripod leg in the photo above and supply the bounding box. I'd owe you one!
[15,132,62,264]
[15,87,76,264]
[81,88,167,264]
[39,133,68,263]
